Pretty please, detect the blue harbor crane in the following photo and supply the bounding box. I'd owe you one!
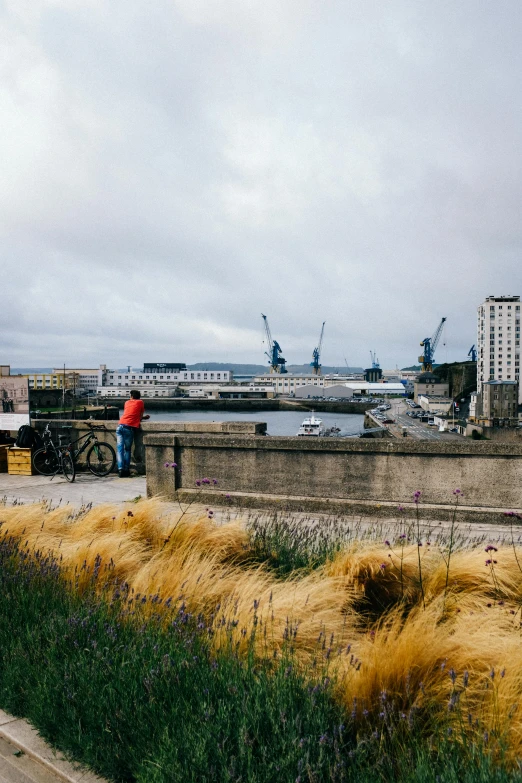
[310,321,326,375]
[418,317,447,373]
[370,350,380,369]
[261,314,287,374]
[468,345,477,362]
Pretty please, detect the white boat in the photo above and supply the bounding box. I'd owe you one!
[297,413,325,436]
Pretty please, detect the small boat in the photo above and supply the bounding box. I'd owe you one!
[324,425,341,437]
[297,413,325,436]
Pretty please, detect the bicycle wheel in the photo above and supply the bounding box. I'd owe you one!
[61,450,76,483]
[86,441,116,477]
[33,447,59,476]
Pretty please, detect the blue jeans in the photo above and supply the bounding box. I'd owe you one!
[116,424,135,471]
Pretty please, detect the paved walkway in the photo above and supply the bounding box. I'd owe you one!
[1,473,521,544]
[0,710,105,782]
[0,473,146,507]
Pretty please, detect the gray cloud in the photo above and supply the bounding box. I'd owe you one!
[1,0,521,369]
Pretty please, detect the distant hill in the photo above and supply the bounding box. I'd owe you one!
[187,362,363,375]
[11,367,53,374]
[401,364,442,371]
[433,361,477,398]
[187,363,267,374]
[285,364,364,374]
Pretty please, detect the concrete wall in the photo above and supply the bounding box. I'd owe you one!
[33,420,266,473]
[363,411,393,436]
[144,433,522,520]
[95,396,371,414]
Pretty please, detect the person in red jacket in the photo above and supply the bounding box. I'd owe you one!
[116,390,150,477]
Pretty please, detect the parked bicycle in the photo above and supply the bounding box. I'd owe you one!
[33,423,116,479]
[32,425,76,482]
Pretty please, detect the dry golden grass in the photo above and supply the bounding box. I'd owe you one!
[2,498,522,756]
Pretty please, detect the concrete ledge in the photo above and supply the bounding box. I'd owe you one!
[144,431,522,513]
[32,419,267,475]
[34,420,266,435]
[0,710,106,782]
[173,489,522,525]
[144,433,522,455]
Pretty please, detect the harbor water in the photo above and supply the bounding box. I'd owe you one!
[144,410,365,437]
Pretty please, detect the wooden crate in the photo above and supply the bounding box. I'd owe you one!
[7,447,34,476]
[0,445,8,473]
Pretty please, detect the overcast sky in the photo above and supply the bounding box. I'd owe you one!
[1,0,521,370]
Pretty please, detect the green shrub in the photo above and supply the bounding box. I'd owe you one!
[0,532,519,782]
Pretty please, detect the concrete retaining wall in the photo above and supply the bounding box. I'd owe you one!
[33,420,266,473]
[96,397,371,414]
[144,434,522,521]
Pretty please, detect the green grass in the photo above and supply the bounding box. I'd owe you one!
[0,529,520,782]
[246,514,347,575]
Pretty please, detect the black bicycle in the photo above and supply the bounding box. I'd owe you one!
[32,425,76,482]
[33,423,116,478]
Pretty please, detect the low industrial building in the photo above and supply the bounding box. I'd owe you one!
[100,365,232,388]
[432,414,465,434]
[295,384,354,399]
[418,395,453,414]
[295,381,405,398]
[218,386,275,399]
[98,386,179,398]
[414,373,449,402]
[52,368,101,393]
[186,385,275,399]
[345,382,405,396]
[22,372,68,391]
[253,373,363,395]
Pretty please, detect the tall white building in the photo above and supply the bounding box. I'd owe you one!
[477,295,521,403]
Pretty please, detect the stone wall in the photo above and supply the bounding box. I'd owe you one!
[144,433,522,521]
[33,420,266,473]
[96,397,371,414]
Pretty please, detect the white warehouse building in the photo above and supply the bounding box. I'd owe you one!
[295,382,405,398]
[97,386,179,398]
[99,367,232,388]
[253,373,364,395]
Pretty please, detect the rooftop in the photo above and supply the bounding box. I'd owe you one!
[416,373,442,383]
[418,395,453,402]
